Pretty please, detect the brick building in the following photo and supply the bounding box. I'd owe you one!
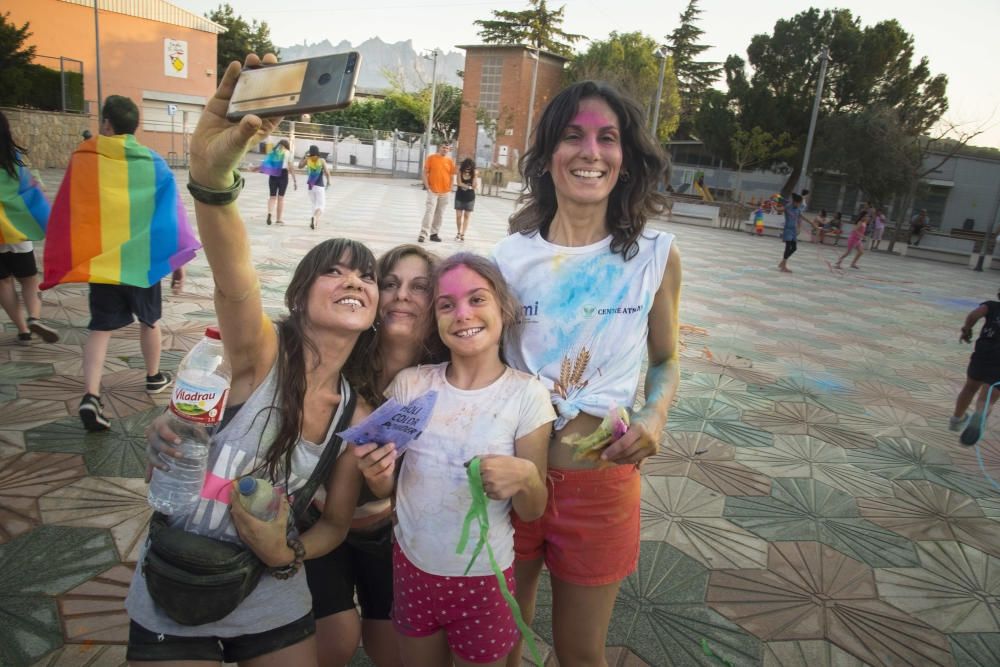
[6,0,223,161]
[456,45,568,170]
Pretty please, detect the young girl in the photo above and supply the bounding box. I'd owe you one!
[361,253,554,667]
[871,208,887,251]
[299,145,332,230]
[454,157,478,241]
[835,214,868,269]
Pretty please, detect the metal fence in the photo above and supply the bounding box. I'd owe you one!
[259,120,427,179]
[24,54,86,113]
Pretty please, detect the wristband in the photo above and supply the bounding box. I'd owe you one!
[187,170,244,206]
[271,536,305,580]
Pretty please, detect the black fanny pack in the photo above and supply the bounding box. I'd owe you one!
[142,390,356,626]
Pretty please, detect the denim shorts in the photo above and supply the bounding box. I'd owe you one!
[126,613,315,662]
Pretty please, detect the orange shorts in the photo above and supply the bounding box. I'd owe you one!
[513,464,640,586]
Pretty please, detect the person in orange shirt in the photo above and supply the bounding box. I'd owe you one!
[418,142,455,243]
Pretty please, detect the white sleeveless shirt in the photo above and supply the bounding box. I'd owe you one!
[493,230,673,428]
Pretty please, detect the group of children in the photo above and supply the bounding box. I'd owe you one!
[775,194,888,273]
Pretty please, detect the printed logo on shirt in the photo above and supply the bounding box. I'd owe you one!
[595,303,645,317]
[520,300,541,323]
[582,304,597,319]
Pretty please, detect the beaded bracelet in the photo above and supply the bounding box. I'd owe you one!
[271,537,306,580]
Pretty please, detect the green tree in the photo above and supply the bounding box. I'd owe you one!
[0,12,35,106]
[474,0,585,57]
[567,31,681,140]
[665,0,721,137]
[206,4,278,83]
[720,8,948,193]
[730,126,793,200]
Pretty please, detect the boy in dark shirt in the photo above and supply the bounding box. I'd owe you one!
[952,291,1000,444]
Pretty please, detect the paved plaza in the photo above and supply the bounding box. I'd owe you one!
[3,169,1000,666]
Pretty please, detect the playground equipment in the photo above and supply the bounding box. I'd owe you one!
[693,170,714,202]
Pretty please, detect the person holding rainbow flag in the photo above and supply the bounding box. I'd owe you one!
[43,95,200,431]
[0,111,60,346]
[259,138,297,225]
[298,145,331,230]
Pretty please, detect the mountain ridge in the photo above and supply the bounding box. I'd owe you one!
[279,37,465,92]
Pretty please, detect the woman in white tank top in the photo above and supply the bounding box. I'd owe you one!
[493,80,683,666]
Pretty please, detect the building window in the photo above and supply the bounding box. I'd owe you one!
[479,56,502,117]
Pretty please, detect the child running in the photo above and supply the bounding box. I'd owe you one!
[360,252,554,667]
[835,214,868,269]
[951,290,1000,445]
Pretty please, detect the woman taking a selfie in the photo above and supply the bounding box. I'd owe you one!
[127,53,373,667]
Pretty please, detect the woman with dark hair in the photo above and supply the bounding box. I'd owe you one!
[453,157,478,241]
[311,243,445,667]
[128,54,375,667]
[259,137,297,225]
[0,110,60,346]
[493,80,682,665]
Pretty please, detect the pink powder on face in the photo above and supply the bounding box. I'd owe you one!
[570,109,617,130]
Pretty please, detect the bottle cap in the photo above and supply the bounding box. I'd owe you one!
[237,476,257,495]
[205,325,222,340]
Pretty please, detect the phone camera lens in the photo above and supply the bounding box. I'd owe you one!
[318,72,332,85]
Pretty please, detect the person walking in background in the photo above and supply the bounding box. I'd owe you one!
[951,291,1000,446]
[259,138,297,226]
[0,110,60,346]
[44,95,199,431]
[417,142,455,243]
[910,208,930,245]
[299,145,332,230]
[870,208,887,251]
[453,157,477,241]
[810,209,828,243]
[778,192,810,273]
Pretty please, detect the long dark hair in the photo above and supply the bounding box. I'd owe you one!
[0,111,27,179]
[510,81,670,261]
[433,252,522,364]
[354,244,447,406]
[262,238,377,479]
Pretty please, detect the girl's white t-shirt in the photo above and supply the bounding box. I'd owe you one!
[387,363,555,576]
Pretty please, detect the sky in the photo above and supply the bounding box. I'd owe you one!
[176,0,1000,147]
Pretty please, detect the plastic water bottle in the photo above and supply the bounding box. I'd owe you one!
[235,477,280,521]
[148,326,231,515]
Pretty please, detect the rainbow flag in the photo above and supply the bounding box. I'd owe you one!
[305,156,324,188]
[42,135,199,289]
[0,160,50,243]
[259,147,286,176]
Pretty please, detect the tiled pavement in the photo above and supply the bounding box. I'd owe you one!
[3,169,1000,666]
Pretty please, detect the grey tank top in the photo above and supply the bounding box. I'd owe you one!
[125,362,350,637]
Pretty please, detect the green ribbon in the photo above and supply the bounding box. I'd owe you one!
[457,457,543,666]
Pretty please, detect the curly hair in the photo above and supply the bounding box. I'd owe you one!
[509,80,670,261]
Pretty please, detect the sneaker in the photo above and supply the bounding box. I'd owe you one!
[949,413,969,432]
[27,317,59,343]
[310,217,315,230]
[417,235,426,243]
[16,332,31,346]
[276,220,284,225]
[79,393,111,432]
[429,234,442,242]
[960,412,984,446]
[146,371,174,394]
[266,213,272,225]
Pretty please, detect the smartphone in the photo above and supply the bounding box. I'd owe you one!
[226,52,361,121]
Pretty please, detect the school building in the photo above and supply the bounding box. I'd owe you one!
[6,0,223,161]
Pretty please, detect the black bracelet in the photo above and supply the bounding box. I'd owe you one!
[187,170,244,206]
[271,536,306,580]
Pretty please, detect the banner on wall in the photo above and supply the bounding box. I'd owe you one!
[164,39,188,78]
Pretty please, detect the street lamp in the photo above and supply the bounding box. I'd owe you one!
[524,46,540,154]
[650,45,669,138]
[93,0,103,123]
[798,46,829,194]
[423,49,439,163]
